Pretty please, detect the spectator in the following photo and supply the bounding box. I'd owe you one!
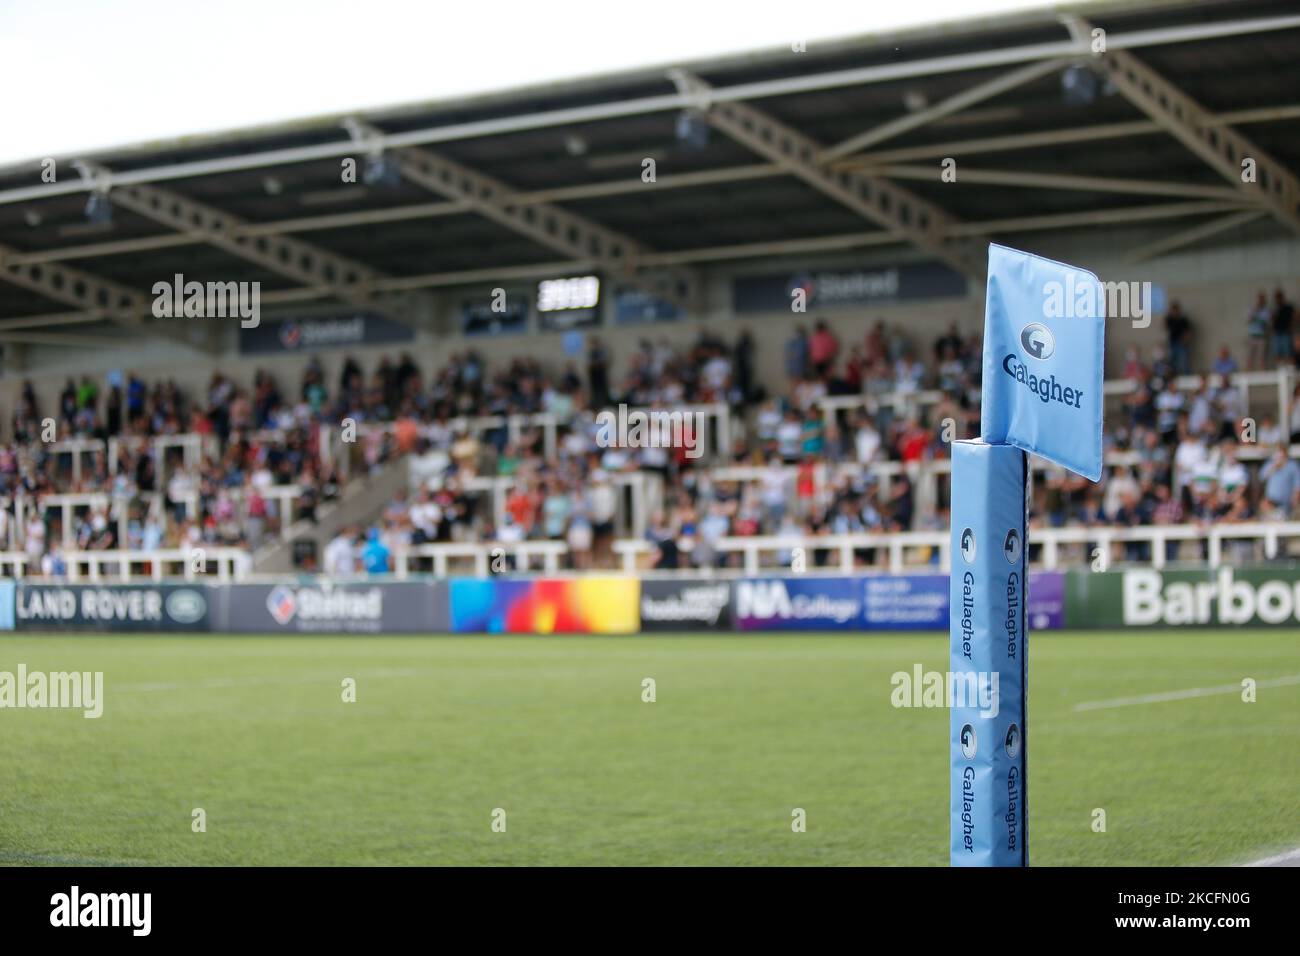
[1154,378,1185,445]
[1186,377,1214,437]
[1212,346,1238,377]
[1173,422,1212,496]
[1165,301,1193,375]
[1256,414,1283,447]
[567,508,593,570]
[40,545,67,579]
[893,352,925,394]
[933,322,963,362]
[1217,442,1249,500]
[734,330,756,402]
[360,528,391,574]
[1260,445,1300,518]
[25,511,46,572]
[809,320,839,378]
[1213,375,1244,441]
[541,479,572,540]
[586,336,610,410]
[854,415,882,466]
[1247,291,1270,370]
[864,320,887,364]
[1271,288,1294,365]
[324,527,358,577]
[784,326,810,381]
[586,470,617,566]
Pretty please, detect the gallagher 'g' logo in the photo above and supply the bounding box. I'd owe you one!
[1019,323,1055,360]
[1005,723,1021,758]
[960,527,977,563]
[1003,528,1022,565]
[960,723,978,760]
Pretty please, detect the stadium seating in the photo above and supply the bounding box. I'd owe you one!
[6,298,1300,579]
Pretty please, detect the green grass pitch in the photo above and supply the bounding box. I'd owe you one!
[1,629,1296,866]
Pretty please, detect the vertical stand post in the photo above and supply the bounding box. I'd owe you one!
[950,439,1028,866]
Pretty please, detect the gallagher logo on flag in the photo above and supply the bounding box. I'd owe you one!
[981,244,1104,482]
[1018,323,1055,360]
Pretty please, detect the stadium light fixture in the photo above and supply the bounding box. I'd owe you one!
[1060,63,1099,106]
[675,110,710,149]
[363,153,403,188]
[83,191,113,226]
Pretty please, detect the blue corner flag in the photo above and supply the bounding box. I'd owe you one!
[981,243,1105,482]
[951,244,1105,867]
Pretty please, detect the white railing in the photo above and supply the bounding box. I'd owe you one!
[394,540,568,578]
[36,492,160,550]
[108,433,214,483]
[3,521,1298,581]
[1034,520,1300,571]
[1102,367,1295,431]
[819,389,944,430]
[0,552,31,576]
[437,470,661,540]
[820,366,1297,436]
[47,438,106,485]
[226,484,303,541]
[273,520,1300,578]
[1,546,250,581]
[615,521,1300,574]
[381,521,1300,576]
[711,446,1300,533]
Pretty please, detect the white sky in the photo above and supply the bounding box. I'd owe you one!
[0,0,1060,167]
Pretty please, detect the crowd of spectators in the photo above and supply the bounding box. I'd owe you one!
[5,284,1300,575]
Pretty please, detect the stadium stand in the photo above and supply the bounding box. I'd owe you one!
[2,0,1299,581]
[6,302,1300,579]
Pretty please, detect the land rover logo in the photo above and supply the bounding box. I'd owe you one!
[1019,322,1055,361]
[1003,528,1022,565]
[960,723,977,760]
[165,589,206,624]
[1005,723,1021,758]
[960,527,976,564]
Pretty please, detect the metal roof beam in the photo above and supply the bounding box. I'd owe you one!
[0,310,108,332]
[832,109,1300,168]
[1080,18,1300,235]
[1,14,1297,206]
[0,330,128,349]
[12,166,782,267]
[85,163,393,305]
[1123,209,1268,264]
[0,241,206,351]
[348,120,701,310]
[0,198,1248,331]
[820,58,1067,161]
[869,165,1247,201]
[667,70,989,281]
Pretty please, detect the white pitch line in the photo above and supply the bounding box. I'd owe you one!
[1074,674,1300,712]
[114,667,422,693]
[1244,846,1300,867]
